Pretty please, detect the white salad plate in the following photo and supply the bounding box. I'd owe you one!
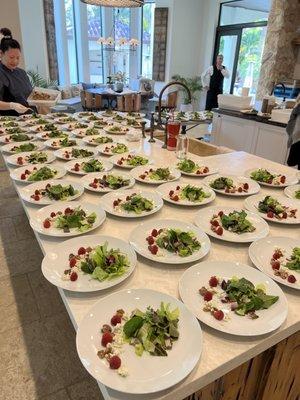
[41,235,137,292]
[130,165,181,185]
[244,194,300,224]
[19,179,84,205]
[97,141,131,156]
[129,219,211,264]
[0,133,35,144]
[6,150,56,167]
[179,261,288,336]
[244,168,298,188]
[100,189,163,218]
[0,141,45,154]
[54,146,96,161]
[65,157,113,176]
[30,201,106,237]
[10,163,66,184]
[44,137,82,149]
[249,237,300,290]
[81,171,135,193]
[176,158,218,177]
[194,206,269,243]
[110,152,153,169]
[157,181,216,206]
[76,288,202,394]
[82,135,114,147]
[284,184,300,200]
[202,174,260,196]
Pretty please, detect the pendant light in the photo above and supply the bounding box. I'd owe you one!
[80,0,144,7]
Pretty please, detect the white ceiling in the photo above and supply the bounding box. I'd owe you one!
[224,0,271,13]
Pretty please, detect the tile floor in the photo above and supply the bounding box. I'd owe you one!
[0,156,103,400]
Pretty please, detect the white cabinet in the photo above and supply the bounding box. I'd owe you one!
[212,112,288,164]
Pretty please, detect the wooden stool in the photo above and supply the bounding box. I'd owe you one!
[94,94,102,110]
[133,93,141,112]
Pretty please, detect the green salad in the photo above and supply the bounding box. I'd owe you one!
[179,184,211,202]
[26,152,48,164]
[295,190,300,200]
[46,130,67,139]
[9,133,31,142]
[6,127,25,134]
[66,242,130,281]
[258,196,284,216]
[42,123,58,131]
[114,194,154,214]
[57,137,77,147]
[222,277,279,317]
[147,228,201,257]
[49,206,96,233]
[210,177,234,190]
[108,126,123,133]
[85,128,100,136]
[27,166,57,182]
[73,122,88,129]
[91,174,130,190]
[112,114,125,122]
[219,210,255,234]
[124,155,148,167]
[123,302,179,357]
[110,143,128,154]
[35,118,48,125]
[125,118,141,127]
[82,159,104,172]
[177,159,198,173]
[69,148,94,158]
[41,184,77,201]
[91,136,113,144]
[285,247,300,271]
[250,168,285,185]
[2,121,19,127]
[13,142,37,153]
[87,115,103,121]
[148,167,173,181]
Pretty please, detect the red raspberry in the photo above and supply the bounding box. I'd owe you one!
[34,195,40,201]
[21,173,26,180]
[35,189,40,195]
[238,187,243,193]
[196,170,201,175]
[213,310,224,320]
[243,183,249,190]
[287,275,296,283]
[101,332,113,347]
[111,314,122,326]
[69,258,77,268]
[282,212,287,219]
[267,211,274,218]
[169,190,174,196]
[146,236,154,245]
[204,291,213,301]
[151,229,158,237]
[211,219,219,227]
[209,276,219,287]
[272,250,282,260]
[225,188,230,193]
[148,245,158,255]
[109,355,121,370]
[280,176,286,184]
[271,261,280,270]
[78,247,86,255]
[43,219,51,228]
[203,167,209,173]
[50,212,56,218]
[17,159,23,165]
[65,153,70,159]
[216,226,223,236]
[176,186,180,190]
[218,211,224,217]
[92,183,97,189]
[74,165,79,172]
[70,272,78,281]
[172,195,179,201]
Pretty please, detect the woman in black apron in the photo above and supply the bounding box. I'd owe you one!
[0,28,33,116]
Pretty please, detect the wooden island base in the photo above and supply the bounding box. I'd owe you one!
[185,330,300,400]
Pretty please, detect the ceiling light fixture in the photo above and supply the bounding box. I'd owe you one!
[80,0,144,7]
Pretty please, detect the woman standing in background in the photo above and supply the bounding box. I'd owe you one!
[286,94,300,170]
[0,28,32,115]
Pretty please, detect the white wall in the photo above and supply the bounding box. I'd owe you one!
[18,0,49,79]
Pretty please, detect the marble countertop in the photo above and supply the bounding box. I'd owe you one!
[3,138,299,400]
[212,108,288,128]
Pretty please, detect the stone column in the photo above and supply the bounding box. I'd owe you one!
[43,0,59,82]
[256,0,300,99]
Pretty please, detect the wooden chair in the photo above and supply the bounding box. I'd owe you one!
[117,96,124,112]
[80,91,86,109]
[124,95,134,112]
[94,94,102,110]
[85,91,94,110]
[133,93,141,112]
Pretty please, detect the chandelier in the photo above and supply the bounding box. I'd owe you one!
[80,0,144,7]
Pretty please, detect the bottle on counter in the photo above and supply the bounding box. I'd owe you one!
[176,125,188,159]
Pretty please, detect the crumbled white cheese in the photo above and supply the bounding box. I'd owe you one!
[118,366,129,377]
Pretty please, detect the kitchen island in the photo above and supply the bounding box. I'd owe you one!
[2,134,299,400]
[211,108,289,165]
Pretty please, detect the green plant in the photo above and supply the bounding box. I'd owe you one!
[27,70,58,89]
[171,75,202,104]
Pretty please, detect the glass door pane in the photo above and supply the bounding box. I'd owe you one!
[233,26,267,98]
[217,34,238,94]
[87,4,104,83]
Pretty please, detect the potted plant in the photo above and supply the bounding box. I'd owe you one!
[171,74,202,112]
[111,71,128,93]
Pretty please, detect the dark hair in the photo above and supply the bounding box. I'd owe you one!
[0,28,21,52]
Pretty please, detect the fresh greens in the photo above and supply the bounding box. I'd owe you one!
[9,133,31,142]
[110,143,128,154]
[82,159,104,172]
[13,142,37,153]
[258,196,284,216]
[85,128,100,136]
[2,121,19,127]
[57,137,76,147]
[74,242,130,281]
[250,169,276,184]
[285,247,300,271]
[177,159,200,174]
[53,207,96,232]
[210,177,234,190]
[220,210,255,234]
[180,185,211,202]
[27,166,57,181]
[148,167,173,181]
[295,190,300,199]
[26,152,48,164]
[155,228,201,257]
[6,127,25,134]
[94,174,130,189]
[222,277,279,316]
[91,136,113,144]
[125,155,148,166]
[43,184,77,201]
[117,194,153,214]
[70,148,94,158]
[46,130,67,139]
[123,302,179,357]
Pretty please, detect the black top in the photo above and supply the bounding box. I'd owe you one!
[0,63,32,115]
[209,65,225,93]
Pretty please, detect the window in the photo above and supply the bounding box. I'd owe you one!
[219,0,269,26]
[64,0,78,84]
[141,3,155,78]
[113,8,131,78]
[87,5,104,83]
